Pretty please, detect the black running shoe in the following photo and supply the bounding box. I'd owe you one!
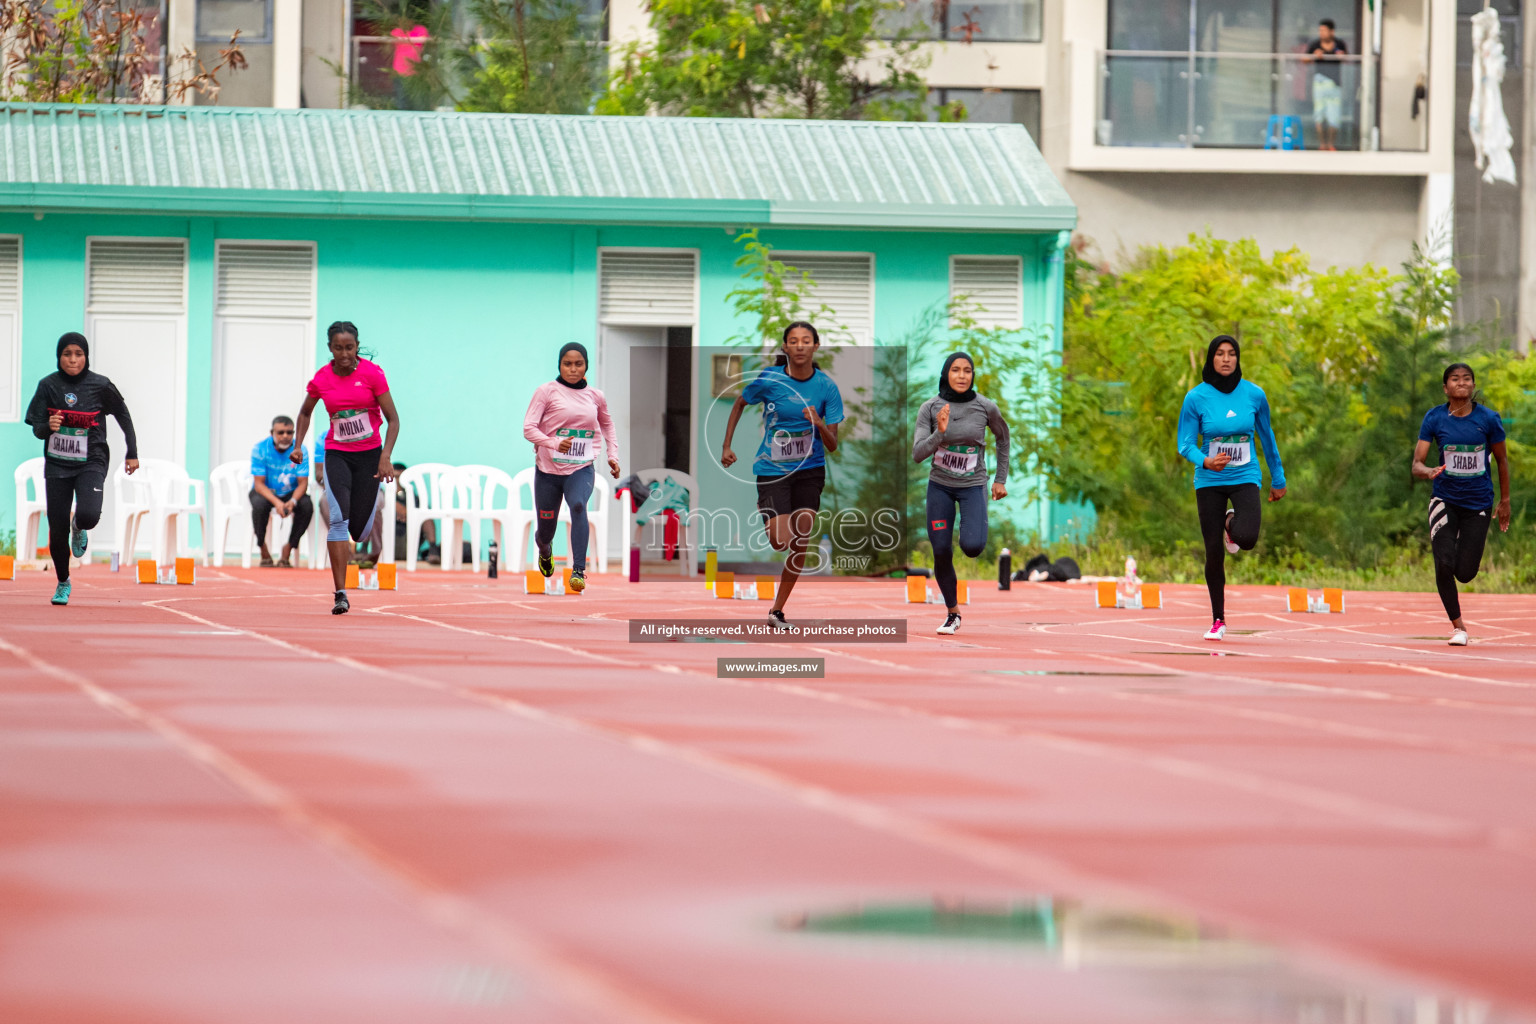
[767,609,791,631]
[538,546,554,578]
[332,589,350,615]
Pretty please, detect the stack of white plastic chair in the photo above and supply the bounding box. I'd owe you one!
[625,469,700,577]
[113,458,207,566]
[503,467,612,573]
[398,463,454,571]
[439,465,521,572]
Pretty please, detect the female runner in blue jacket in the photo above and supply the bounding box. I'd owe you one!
[1176,335,1286,641]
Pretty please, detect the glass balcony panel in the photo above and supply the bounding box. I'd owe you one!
[1275,55,1362,149]
[1108,0,1189,51]
[1193,55,1276,147]
[950,0,1041,43]
[1098,55,1190,147]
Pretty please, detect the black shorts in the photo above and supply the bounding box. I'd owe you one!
[756,466,825,521]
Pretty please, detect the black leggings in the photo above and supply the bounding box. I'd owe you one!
[1429,497,1491,623]
[926,480,988,609]
[45,470,106,584]
[1195,483,1261,622]
[322,447,382,544]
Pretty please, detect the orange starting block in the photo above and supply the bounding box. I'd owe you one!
[135,558,197,585]
[1288,587,1343,613]
[0,555,13,581]
[524,569,570,595]
[344,564,397,591]
[721,576,777,600]
[1095,580,1161,610]
[905,576,968,605]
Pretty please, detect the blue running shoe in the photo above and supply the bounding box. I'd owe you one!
[51,581,72,605]
[69,516,88,558]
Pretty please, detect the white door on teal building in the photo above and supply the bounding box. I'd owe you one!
[85,238,188,554]
[211,242,317,472]
[597,249,698,570]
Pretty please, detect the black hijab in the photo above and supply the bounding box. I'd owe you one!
[939,351,977,403]
[556,342,589,390]
[57,332,89,377]
[1202,335,1242,395]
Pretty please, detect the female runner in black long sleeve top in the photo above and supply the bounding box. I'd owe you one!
[24,332,139,605]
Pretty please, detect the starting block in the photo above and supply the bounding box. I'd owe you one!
[136,558,197,585]
[723,576,777,600]
[905,576,969,605]
[524,569,568,595]
[344,564,397,591]
[1288,587,1344,614]
[1095,580,1161,610]
[0,555,13,581]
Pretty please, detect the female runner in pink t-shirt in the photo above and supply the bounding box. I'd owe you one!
[521,342,620,591]
[290,321,401,614]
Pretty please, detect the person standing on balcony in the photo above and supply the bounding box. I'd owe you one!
[1307,18,1349,151]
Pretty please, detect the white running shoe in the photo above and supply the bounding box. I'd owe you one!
[1448,629,1469,647]
[937,612,961,635]
[767,609,792,632]
[1223,510,1239,554]
[1203,619,1226,641]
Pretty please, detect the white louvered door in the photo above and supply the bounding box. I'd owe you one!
[775,254,874,345]
[598,250,698,326]
[86,237,189,553]
[212,242,316,471]
[0,237,19,422]
[950,256,1023,330]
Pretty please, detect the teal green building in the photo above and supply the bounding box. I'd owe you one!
[0,103,1075,566]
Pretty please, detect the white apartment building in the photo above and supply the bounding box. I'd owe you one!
[60,0,1530,341]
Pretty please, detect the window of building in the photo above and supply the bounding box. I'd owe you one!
[0,236,19,422]
[197,0,271,43]
[880,0,1041,43]
[951,256,1023,330]
[930,88,1041,144]
[1103,0,1377,150]
[775,254,875,346]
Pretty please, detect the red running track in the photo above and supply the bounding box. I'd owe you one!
[2,565,1535,1023]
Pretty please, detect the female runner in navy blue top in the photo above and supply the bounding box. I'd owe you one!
[1412,362,1511,647]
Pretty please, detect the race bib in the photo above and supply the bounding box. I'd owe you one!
[553,427,596,465]
[1443,444,1487,477]
[331,410,375,444]
[934,443,981,476]
[1209,434,1252,467]
[770,429,813,463]
[47,427,89,462]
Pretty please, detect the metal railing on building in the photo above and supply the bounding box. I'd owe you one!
[1096,50,1426,154]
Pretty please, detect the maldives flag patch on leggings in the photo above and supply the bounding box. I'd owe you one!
[539,510,556,520]
[930,519,948,531]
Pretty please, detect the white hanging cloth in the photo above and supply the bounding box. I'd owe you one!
[1469,7,1518,186]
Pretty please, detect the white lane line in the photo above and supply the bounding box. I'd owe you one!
[0,630,704,1024]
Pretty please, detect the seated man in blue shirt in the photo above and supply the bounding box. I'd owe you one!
[251,415,314,567]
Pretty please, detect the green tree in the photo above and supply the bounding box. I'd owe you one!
[598,0,931,119]
[1,0,245,104]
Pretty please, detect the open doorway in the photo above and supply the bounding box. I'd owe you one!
[595,325,693,570]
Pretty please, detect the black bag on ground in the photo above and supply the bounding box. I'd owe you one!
[1048,557,1081,582]
[1015,553,1052,582]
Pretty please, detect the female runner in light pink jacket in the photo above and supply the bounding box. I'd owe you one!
[522,342,620,591]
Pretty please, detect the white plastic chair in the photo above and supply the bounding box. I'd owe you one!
[209,461,255,568]
[505,467,611,574]
[438,465,518,573]
[625,469,701,577]
[14,457,102,566]
[14,458,49,564]
[114,458,207,566]
[398,463,454,571]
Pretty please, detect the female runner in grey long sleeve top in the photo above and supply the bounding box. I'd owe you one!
[912,351,1010,634]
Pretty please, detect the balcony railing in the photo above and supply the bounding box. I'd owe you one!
[1096,50,1424,153]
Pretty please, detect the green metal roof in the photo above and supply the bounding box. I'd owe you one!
[0,103,1075,232]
